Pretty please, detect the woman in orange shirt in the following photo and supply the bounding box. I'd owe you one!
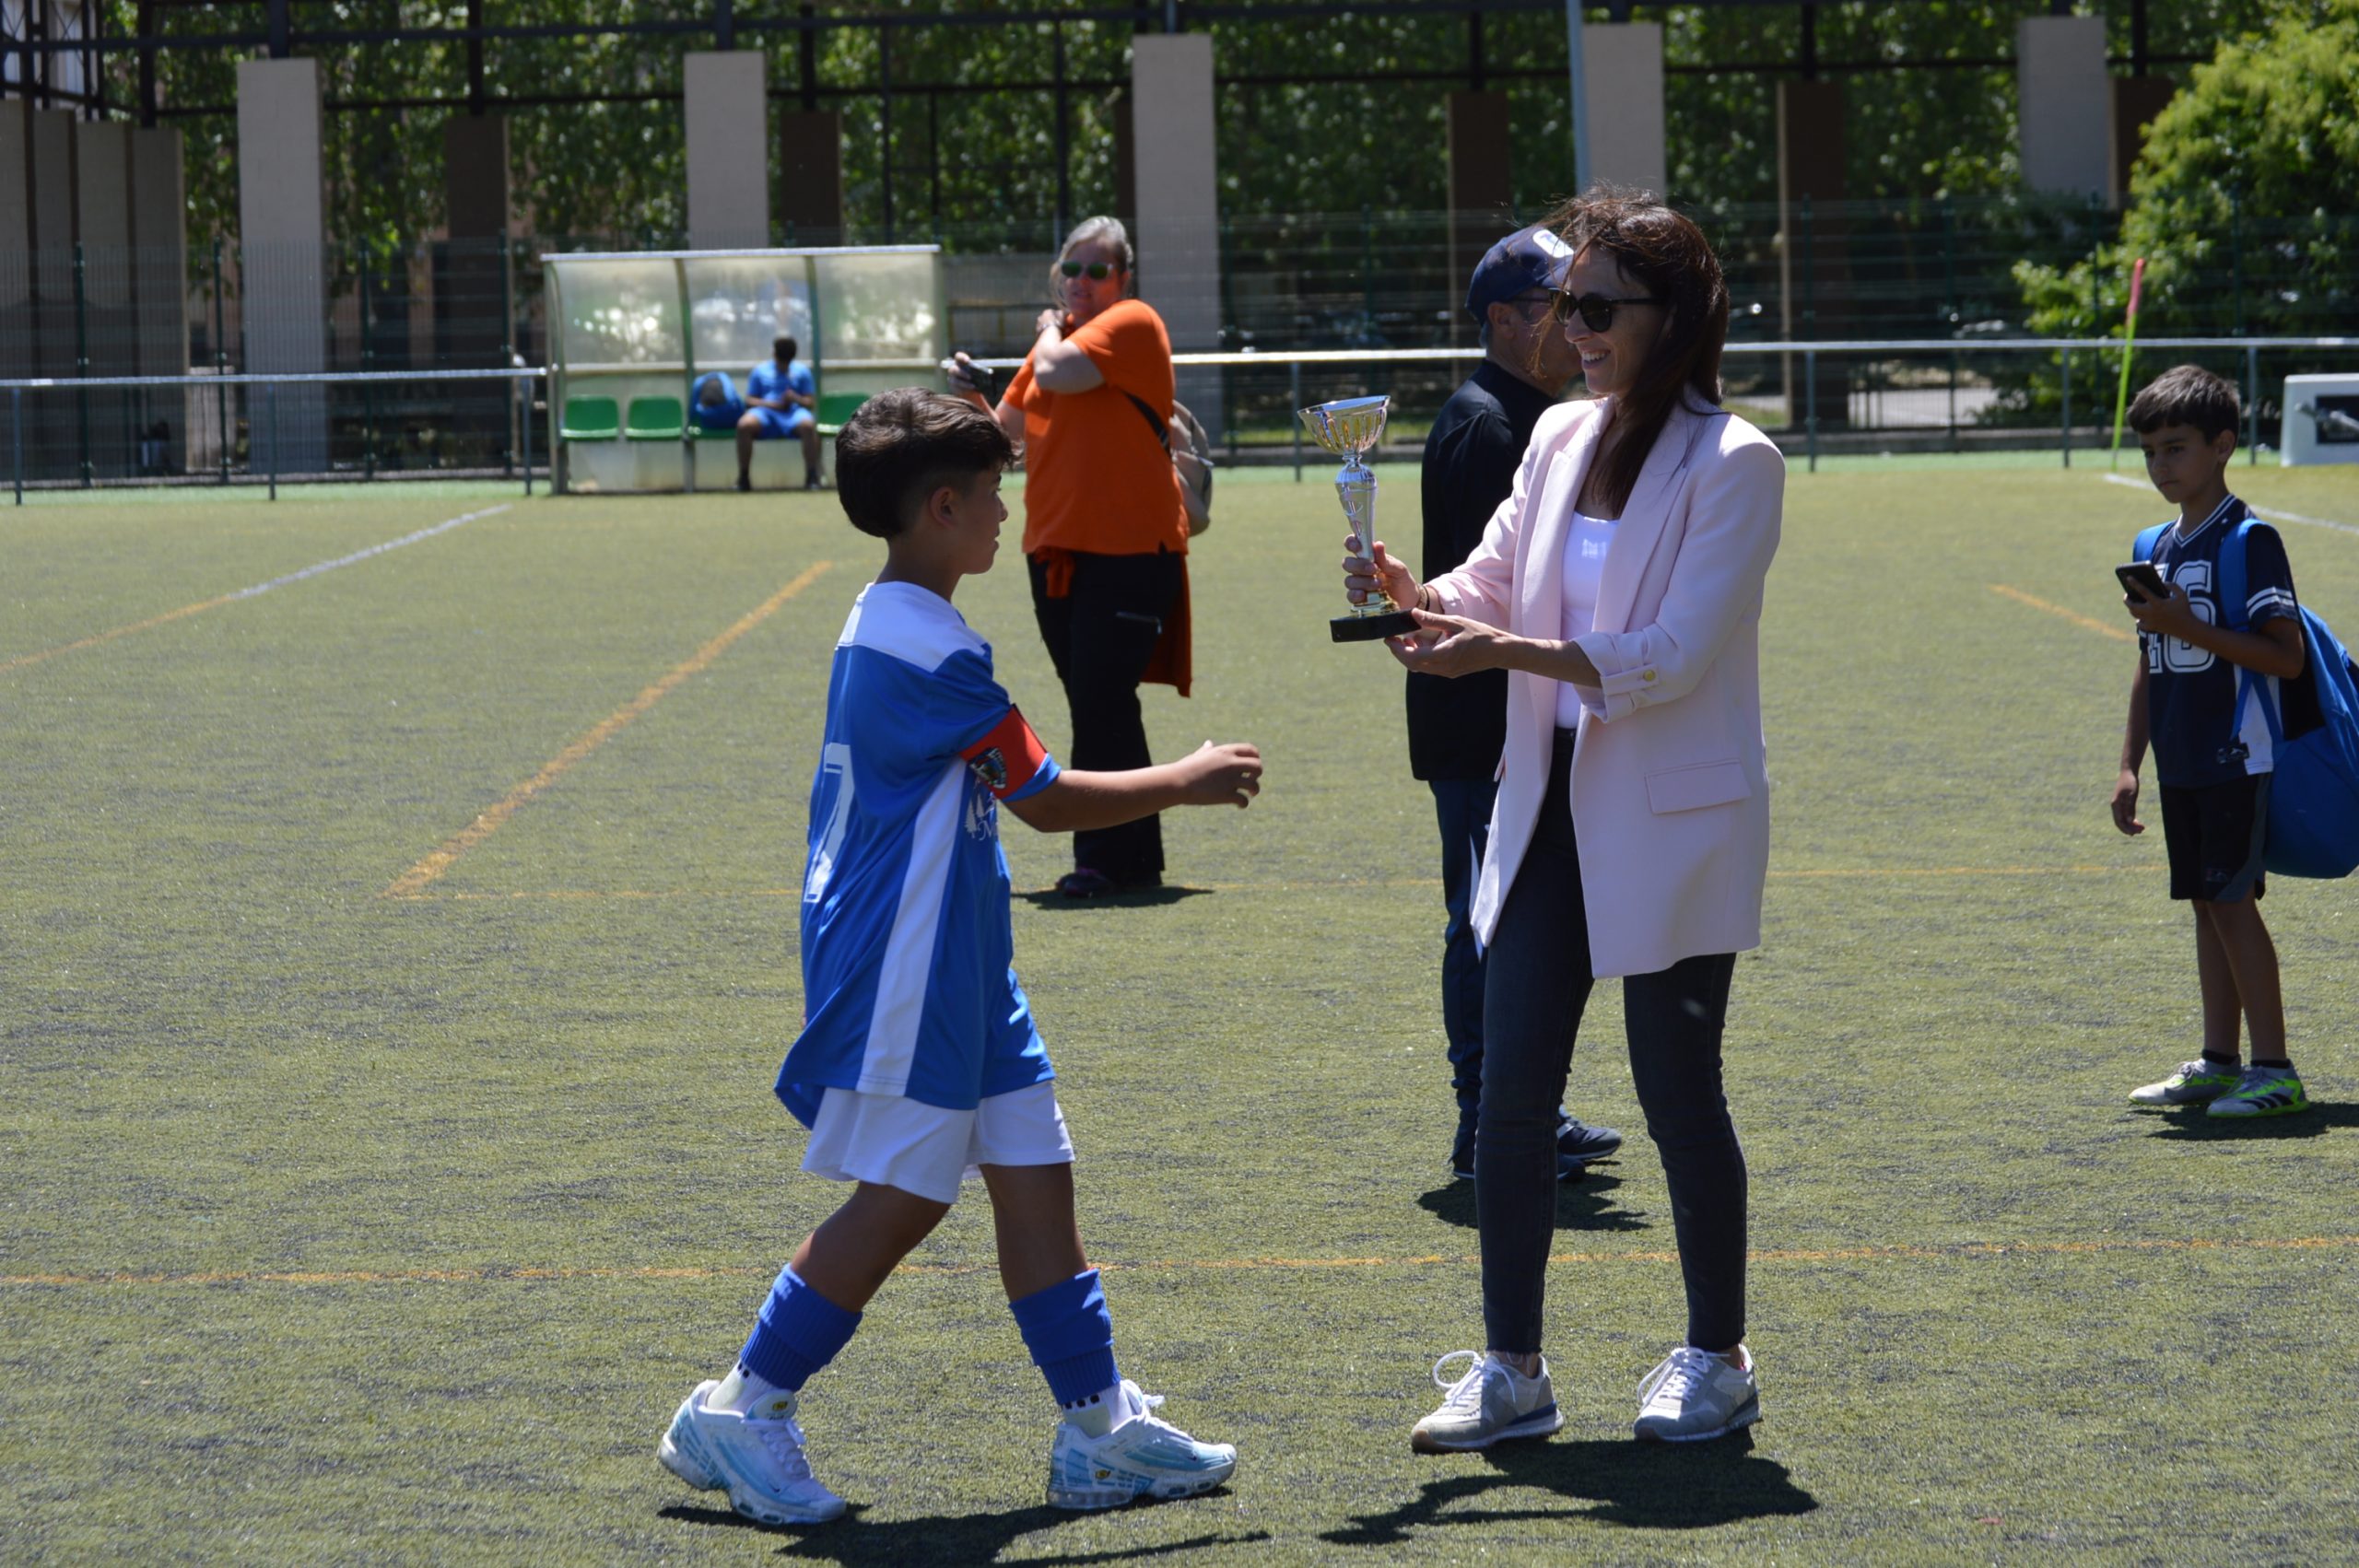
[949,216,1195,897]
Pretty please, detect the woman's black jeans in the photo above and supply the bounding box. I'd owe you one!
[1476,728,1748,1354]
[1027,547,1184,885]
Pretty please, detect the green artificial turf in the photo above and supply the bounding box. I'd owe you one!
[5,459,2359,1563]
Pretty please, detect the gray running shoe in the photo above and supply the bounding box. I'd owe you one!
[1633,1345,1760,1443]
[2130,1059,2242,1108]
[1410,1351,1562,1453]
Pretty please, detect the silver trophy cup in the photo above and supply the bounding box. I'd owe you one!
[1299,393,1417,642]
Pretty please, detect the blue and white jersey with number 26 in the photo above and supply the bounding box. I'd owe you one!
[775,581,1061,1127]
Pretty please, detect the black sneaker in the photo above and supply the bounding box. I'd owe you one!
[734,474,752,493]
[804,471,826,490]
[1556,1115,1623,1163]
[1449,1116,1477,1181]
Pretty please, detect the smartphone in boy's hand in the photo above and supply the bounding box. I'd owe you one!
[2116,561,2169,603]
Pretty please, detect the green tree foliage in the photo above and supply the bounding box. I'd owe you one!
[1998,0,2359,425]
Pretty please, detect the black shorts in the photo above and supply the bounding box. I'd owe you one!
[2158,774,2271,904]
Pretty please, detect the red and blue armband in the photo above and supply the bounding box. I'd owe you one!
[961,708,1058,802]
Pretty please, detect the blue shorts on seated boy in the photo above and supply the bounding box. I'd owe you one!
[657,387,1265,1526]
[2110,365,2313,1119]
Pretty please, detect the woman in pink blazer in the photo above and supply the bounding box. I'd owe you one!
[1348,191,1783,1451]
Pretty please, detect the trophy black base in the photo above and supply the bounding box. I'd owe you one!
[1331,608,1420,643]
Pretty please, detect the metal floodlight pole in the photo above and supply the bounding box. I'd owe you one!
[12,388,20,504]
[267,381,278,500]
[2246,342,2259,465]
[1564,0,1591,192]
[2060,346,2071,468]
[520,371,534,497]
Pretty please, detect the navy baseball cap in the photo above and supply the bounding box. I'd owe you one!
[1465,223,1577,323]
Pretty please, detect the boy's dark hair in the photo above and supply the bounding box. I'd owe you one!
[835,388,1015,538]
[773,334,798,360]
[2129,364,2241,441]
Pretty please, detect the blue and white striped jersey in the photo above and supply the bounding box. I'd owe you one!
[2142,495,2299,788]
[774,581,1061,1126]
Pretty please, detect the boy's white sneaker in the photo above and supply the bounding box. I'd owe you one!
[658,1380,848,1526]
[1410,1351,1563,1453]
[1633,1345,1761,1443]
[1046,1380,1237,1510]
[2130,1059,2242,1108]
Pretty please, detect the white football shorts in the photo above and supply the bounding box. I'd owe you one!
[801,1081,1073,1205]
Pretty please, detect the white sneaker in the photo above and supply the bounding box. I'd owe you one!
[1046,1380,1237,1510]
[1633,1346,1760,1443]
[657,1380,848,1526]
[1410,1351,1563,1453]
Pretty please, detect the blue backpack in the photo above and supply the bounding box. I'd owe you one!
[2136,517,2359,879]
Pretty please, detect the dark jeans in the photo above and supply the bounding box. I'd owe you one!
[1476,729,1747,1354]
[1430,777,1497,1115]
[1028,548,1184,884]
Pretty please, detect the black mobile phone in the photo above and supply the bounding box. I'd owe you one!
[946,355,1003,404]
[2116,561,2169,601]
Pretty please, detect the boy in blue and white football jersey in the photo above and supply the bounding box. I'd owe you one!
[2111,366,2311,1118]
[658,388,1263,1525]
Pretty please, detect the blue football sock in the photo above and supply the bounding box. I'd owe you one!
[1009,1269,1120,1410]
[737,1266,861,1393]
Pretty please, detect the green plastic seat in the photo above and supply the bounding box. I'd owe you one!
[816,392,867,434]
[625,395,685,440]
[559,395,619,442]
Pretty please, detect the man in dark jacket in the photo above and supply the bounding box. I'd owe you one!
[1417,224,1624,1182]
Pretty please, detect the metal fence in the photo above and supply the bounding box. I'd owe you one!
[1,195,2353,488]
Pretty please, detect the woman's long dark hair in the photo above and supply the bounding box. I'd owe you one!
[1550,187,1729,517]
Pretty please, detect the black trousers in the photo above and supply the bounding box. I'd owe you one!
[1476,729,1748,1354]
[1027,548,1184,883]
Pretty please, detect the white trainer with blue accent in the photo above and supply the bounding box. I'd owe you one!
[657,1380,849,1526]
[1046,1380,1238,1510]
[1633,1345,1760,1443]
[1410,1350,1563,1453]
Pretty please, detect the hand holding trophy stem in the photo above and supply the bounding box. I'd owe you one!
[1300,394,1419,643]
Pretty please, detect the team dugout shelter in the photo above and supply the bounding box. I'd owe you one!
[544,244,947,494]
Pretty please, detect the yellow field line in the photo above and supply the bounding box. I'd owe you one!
[381,563,833,899]
[10,1234,2356,1292]
[1989,583,2137,644]
[0,591,243,673]
[2,503,511,676]
[384,863,2141,903]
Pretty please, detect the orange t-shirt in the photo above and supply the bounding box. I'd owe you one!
[1004,298,1191,558]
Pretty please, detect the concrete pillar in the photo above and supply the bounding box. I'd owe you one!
[1447,91,1514,345]
[1582,23,1668,198]
[73,120,136,477]
[1776,80,1848,428]
[238,57,331,475]
[778,110,843,244]
[2110,76,2175,203]
[131,125,191,473]
[436,113,513,462]
[2018,15,2111,202]
[1130,33,1221,435]
[0,100,31,378]
[685,52,769,249]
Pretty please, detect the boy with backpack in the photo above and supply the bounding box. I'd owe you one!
[2113,365,2313,1117]
[656,388,1262,1523]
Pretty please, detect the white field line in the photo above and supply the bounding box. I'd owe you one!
[224,503,513,599]
[3,503,511,674]
[2099,472,2359,536]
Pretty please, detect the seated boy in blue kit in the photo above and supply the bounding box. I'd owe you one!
[735,333,825,493]
[658,387,1265,1525]
[2111,365,2312,1118]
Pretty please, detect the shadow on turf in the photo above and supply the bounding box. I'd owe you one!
[1320,1430,1817,1542]
[1415,1168,1651,1233]
[2143,1099,2359,1141]
[660,1500,1269,1562]
[1015,884,1214,911]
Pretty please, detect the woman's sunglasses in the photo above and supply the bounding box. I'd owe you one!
[1550,290,1663,332]
[1059,261,1120,280]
